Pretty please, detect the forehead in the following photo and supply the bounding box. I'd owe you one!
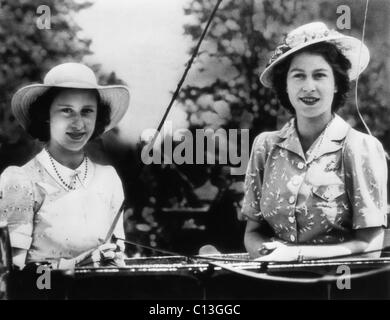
[52,89,98,106]
[288,52,332,71]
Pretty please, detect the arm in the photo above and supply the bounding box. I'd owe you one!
[0,167,35,269]
[257,227,384,262]
[110,167,126,246]
[241,133,273,258]
[244,219,274,259]
[300,227,384,259]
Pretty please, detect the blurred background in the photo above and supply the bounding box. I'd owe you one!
[0,0,389,257]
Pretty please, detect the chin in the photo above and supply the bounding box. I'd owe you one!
[63,140,88,152]
[298,106,329,119]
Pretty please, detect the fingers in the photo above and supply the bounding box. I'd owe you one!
[261,242,281,250]
[98,242,117,252]
[257,241,281,256]
[116,240,125,252]
[75,240,126,267]
[97,242,125,261]
[101,250,116,260]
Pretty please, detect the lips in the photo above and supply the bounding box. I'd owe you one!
[67,132,86,140]
[299,97,320,105]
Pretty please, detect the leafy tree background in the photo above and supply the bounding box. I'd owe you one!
[179,0,390,147]
[0,0,125,172]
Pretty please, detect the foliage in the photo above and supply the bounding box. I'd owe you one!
[180,0,390,147]
[180,0,321,137]
[0,0,124,170]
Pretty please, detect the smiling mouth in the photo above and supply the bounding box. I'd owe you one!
[299,97,320,105]
[67,132,86,140]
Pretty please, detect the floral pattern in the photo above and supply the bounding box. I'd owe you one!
[241,115,387,244]
[267,25,340,67]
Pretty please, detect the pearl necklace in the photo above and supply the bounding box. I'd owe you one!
[304,116,334,166]
[45,147,88,191]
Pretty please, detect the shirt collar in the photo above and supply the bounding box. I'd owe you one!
[276,114,351,160]
[36,149,92,190]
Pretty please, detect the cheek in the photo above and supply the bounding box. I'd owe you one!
[286,83,299,103]
[49,116,66,133]
[85,115,98,132]
[286,80,298,95]
[88,115,97,126]
[324,84,336,100]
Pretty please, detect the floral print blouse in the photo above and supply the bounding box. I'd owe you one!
[241,115,388,244]
[0,149,125,263]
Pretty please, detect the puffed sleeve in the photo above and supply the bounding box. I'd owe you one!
[0,166,35,250]
[109,167,125,240]
[343,131,388,229]
[240,133,268,221]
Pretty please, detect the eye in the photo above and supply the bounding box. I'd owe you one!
[314,73,327,79]
[60,108,73,114]
[82,108,95,115]
[292,73,305,79]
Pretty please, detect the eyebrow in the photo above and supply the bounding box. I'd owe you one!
[289,67,330,73]
[56,104,96,108]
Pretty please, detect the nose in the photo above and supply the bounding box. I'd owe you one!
[302,77,316,93]
[70,114,84,131]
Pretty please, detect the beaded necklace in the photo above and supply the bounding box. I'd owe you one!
[45,147,88,191]
[301,115,334,166]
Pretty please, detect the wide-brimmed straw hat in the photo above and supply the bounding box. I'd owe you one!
[260,22,370,88]
[11,62,130,132]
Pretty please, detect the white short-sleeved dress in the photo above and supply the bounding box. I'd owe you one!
[0,148,125,264]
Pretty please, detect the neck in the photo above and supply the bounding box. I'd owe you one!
[296,112,333,151]
[46,143,85,170]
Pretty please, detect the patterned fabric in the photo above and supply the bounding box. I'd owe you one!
[0,149,125,263]
[241,115,388,244]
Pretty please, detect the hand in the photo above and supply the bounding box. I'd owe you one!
[254,241,300,262]
[58,241,125,269]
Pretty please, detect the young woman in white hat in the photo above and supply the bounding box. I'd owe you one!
[0,62,130,269]
[241,22,388,262]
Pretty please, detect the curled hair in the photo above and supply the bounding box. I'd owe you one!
[28,87,111,142]
[271,42,352,114]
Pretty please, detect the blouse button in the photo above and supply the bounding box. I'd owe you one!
[290,234,296,242]
[288,196,295,204]
[297,162,305,169]
[288,216,295,223]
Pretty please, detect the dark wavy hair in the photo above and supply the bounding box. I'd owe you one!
[271,42,352,114]
[27,87,111,142]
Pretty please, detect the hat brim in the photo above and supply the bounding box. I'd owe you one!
[11,83,130,133]
[260,35,370,88]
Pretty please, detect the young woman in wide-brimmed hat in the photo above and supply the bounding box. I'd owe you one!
[241,22,388,262]
[0,62,130,269]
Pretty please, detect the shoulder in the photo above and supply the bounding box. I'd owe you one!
[0,156,45,190]
[92,162,122,183]
[1,163,32,187]
[345,128,385,154]
[252,130,281,151]
[343,129,387,174]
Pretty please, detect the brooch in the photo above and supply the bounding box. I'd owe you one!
[325,160,338,172]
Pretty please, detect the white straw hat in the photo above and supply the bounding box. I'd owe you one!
[260,22,370,88]
[11,62,130,132]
